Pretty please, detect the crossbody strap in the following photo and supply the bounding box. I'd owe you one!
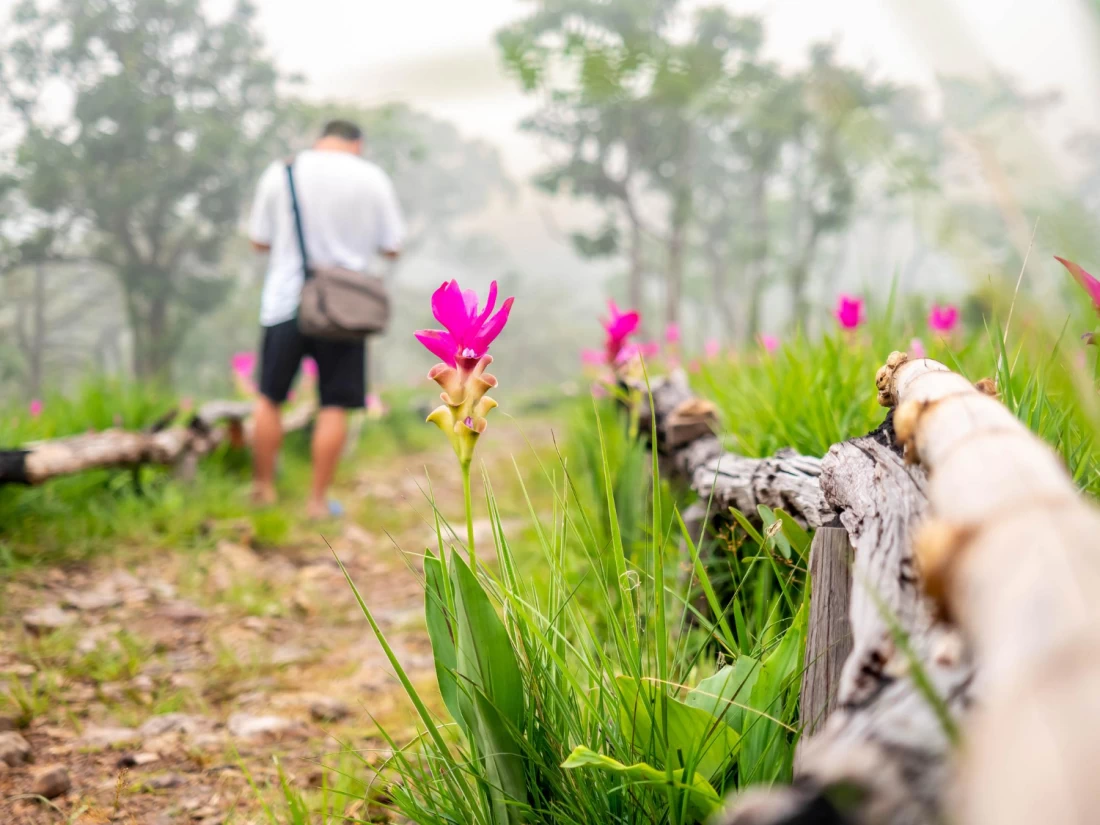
[284,157,312,281]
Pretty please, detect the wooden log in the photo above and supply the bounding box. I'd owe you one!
[798,527,853,739]
[879,352,1100,825]
[0,398,316,485]
[719,413,973,825]
[634,370,833,529]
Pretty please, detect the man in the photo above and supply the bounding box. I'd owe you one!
[247,119,404,518]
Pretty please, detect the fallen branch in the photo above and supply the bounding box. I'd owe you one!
[881,352,1100,825]
[0,399,316,485]
[627,364,975,825]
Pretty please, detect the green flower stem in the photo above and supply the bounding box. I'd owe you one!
[462,459,476,569]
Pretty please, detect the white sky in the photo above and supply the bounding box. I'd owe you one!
[233,0,1100,178]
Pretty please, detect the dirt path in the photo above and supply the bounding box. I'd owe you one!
[0,419,555,824]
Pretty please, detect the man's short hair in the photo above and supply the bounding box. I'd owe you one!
[321,119,363,142]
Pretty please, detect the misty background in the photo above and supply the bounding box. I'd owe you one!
[2,0,1100,401]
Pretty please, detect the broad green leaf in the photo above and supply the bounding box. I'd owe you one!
[423,550,465,734]
[774,508,812,559]
[472,687,528,825]
[684,656,761,735]
[739,603,806,784]
[561,746,722,822]
[615,676,740,783]
[757,504,791,559]
[451,552,525,731]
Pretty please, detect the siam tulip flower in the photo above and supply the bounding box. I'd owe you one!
[416,280,513,467]
[927,304,959,334]
[581,349,607,367]
[665,323,681,346]
[758,334,779,354]
[231,351,258,397]
[415,279,514,369]
[231,352,256,379]
[29,399,43,418]
[601,300,640,364]
[705,338,721,359]
[616,340,660,366]
[834,295,864,330]
[909,337,927,359]
[302,357,318,380]
[1055,256,1100,314]
[366,393,387,420]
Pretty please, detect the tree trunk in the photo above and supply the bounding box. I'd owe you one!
[29,263,46,398]
[132,292,174,383]
[666,215,685,328]
[789,221,823,330]
[709,249,735,339]
[628,215,644,317]
[746,170,770,342]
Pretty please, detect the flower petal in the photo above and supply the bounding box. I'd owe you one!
[431,280,470,340]
[469,296,514,354]
[1055,256,1100,311]
[415,329,458,367]
[474,281,498,328]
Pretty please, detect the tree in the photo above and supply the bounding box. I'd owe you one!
[0,0,283,381]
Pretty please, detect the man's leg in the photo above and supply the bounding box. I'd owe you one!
[251,395,282,505]
[306,407,348,519]
[252,320,303,505]
[307,337,366,518]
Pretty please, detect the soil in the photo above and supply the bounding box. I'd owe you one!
[0,420,552,824]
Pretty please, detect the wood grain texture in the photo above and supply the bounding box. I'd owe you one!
[0,399,316,485]
[882,352,1100,825]
[719,415,972,825]
[799,527,853,738]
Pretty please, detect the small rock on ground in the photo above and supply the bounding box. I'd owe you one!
[31,764,71,799]
[80,726,141,749]
[23,604,75,633]
[0,731,32,766]
[138,713,207,738]
[227,713,307,742]
[309,696,351,723]
[143,772,187,790]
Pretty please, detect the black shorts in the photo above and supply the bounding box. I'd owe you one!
[259,319,366,409]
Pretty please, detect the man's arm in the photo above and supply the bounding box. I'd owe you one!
[376,174,406,261]
[248,164,278,254]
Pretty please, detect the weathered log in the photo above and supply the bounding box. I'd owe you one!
[0,399,316,485]
[799,527,853,739]
[716,402,971,825]
[638,371,832,530]
[880,352,1100,825]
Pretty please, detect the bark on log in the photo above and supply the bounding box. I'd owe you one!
[719,415,973,825]
[0,399,316,485]
[879,352,1100,825]
[799,527,853,738]
[636,371,832,530]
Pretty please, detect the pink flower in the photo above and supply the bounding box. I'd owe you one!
[705,338,721,359]
[581,349,606,367]
[688,359,701,373]
[927,304,959,334]
[909,337,926,359]
[834,295,864,330]
[1055,256,1100,313]
[302,357,318,379]
[758,334,779,353]
[415,280,515,368]
[601,300,640,364]
[231,351,256,379]
[665,323,681,345]
[29,399,43,418]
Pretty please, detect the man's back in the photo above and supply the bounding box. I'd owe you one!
[249,149,404,327]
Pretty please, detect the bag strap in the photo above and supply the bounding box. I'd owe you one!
[284,157,311,281]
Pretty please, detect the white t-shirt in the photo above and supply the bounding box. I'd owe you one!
[248,150,405,327]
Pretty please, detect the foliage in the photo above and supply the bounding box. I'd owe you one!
[0,0,284,381]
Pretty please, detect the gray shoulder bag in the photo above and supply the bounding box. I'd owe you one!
[285,158,390,341]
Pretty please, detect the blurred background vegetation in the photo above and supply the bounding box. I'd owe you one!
[0,0,1099,400]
